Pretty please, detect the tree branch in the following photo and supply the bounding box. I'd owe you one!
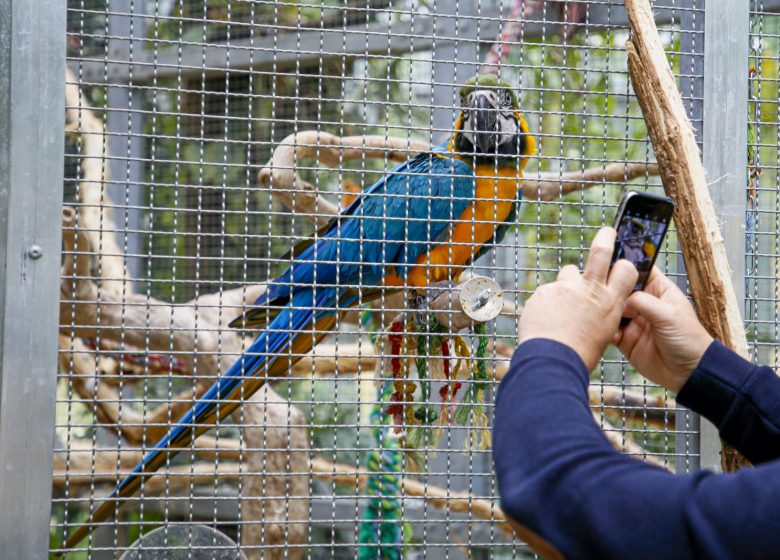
[258,131,661,224]
[625,0,750,471]
[65,67,127,295]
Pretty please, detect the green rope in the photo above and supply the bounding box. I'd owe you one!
[413,317,440,424]
[452,322,490,431]
[404,317,447,449]
[357,384,407,559]
[472,322,489,389]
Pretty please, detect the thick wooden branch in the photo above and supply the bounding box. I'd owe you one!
[524,162,660,201]
[625,0,751,471]
[259,132,660,225]
[64,67,127,295]
[237,385,309,559]
[258,132,429,227]
[52,451,515,539]
[61,206,266,379]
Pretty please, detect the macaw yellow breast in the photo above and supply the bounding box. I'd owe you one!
[406,162,522,288]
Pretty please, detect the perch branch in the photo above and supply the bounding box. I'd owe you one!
[523,162,660,201]
[259,132,661,224]
[59,335,148,443]
[61,206,266,379]
[64,67,127,294]
[594,412,668,469]
[52,452,515,539]
[238,385,309,559]
[310,457,516,537]
[625,0,750,471]
[258,132,429,227]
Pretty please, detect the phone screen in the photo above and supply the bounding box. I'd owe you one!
[611,194,673,291]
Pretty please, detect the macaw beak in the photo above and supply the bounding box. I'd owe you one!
[470,92,500,152]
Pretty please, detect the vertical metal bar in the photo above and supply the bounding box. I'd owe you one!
[701,0,750,472]
[107,0,147,283]
[676,0,703,473]
[431,0,480,139]
[428,0,480,555]
[0,0,66,554]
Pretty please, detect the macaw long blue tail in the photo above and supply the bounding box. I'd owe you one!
[64,288,337,551]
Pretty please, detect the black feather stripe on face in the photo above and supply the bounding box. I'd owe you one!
[454,123,527,165]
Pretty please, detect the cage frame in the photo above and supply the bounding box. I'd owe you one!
[0,0,67,556]
[0,0,767,556]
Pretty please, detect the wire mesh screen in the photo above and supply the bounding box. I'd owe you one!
[54,0,708,557]
[748,3,780,372]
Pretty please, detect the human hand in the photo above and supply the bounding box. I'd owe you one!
[518,227,638,371]
[613,267,713,393]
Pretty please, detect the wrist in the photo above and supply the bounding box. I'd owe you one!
[669,334,715,393]
[518,333,599,372]
[681,331,714,381]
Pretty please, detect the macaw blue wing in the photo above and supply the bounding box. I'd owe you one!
[233,150,476,329]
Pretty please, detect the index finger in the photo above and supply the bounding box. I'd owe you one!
[583,227,617,284]
[607,259,639,298]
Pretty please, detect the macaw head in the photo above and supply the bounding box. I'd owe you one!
[453,75,535,165]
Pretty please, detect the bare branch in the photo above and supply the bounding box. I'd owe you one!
[259,132,429,227]
[259,131,661,225]
[60,206,266,379]
[625,0,750,471]
[64,67,127,294]
[523,163,661,201]
[238,385,309,559]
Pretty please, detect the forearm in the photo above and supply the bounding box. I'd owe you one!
[676,341,780,464]
[494,339,697,558]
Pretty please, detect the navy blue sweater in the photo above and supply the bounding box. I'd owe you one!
[493,338,780,559]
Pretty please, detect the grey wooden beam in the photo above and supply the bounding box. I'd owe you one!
[64,0,760,85]
[106,0,147,285]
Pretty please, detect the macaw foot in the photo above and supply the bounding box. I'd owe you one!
[411,292,434,328]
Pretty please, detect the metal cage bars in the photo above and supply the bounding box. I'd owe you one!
[0,0,767,557]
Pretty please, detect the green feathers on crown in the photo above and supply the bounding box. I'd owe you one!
[459,74,520,110]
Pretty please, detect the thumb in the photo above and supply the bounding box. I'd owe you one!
[624,290,674,326]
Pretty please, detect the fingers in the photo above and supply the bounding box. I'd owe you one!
[557,264,580,282]
[644,267,682,299]
[583,227,617,284]
[608,259,639,298]
[616,315,647,356]
[624,290,671,325]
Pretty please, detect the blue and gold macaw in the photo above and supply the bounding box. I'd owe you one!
[65,74,535,549]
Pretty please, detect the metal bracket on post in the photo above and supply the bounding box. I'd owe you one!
[0,0,66,556]
[701,0,750,472]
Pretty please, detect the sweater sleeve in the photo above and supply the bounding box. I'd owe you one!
[676,340,780,464]
[493,338,780,560]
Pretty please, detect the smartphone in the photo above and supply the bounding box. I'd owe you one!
[611,191,675,293]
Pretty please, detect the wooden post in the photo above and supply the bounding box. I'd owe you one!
[623,0,751,470]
